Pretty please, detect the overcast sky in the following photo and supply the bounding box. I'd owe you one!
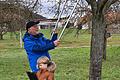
[27,0,88,18]
[39,0,57,18]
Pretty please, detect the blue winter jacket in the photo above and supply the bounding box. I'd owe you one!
[23,32,57,72]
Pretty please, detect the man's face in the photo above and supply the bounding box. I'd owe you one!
[28,25,39,35]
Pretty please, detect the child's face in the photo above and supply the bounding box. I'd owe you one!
[39,63,48,69]
[37,56,49,69]
[38,59,49,69]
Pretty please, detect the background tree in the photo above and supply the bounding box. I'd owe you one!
[0,0,44,40]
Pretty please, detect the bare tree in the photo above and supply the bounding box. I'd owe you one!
[0,0,43,40]
[84,0,119,80]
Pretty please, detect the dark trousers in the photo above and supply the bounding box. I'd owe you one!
[26,71,38,80]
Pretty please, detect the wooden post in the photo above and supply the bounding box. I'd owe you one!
[20,29,22,48]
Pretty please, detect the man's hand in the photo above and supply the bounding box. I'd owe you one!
[53,40,60,46]
[52,29,58,34]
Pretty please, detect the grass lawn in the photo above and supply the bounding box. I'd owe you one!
[0,29,120,80]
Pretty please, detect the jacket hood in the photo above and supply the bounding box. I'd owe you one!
[22,32,43,42]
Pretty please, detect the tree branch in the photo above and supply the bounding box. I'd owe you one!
[32,0,39,9]
[97,0,108,13]
[91,1,97,14]
[98,0,108,8]
[103,0,119,12]
[86,0,96,5]
[86,0,119,13]
[85,0,91,4]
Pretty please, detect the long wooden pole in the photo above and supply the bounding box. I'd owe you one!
[51,0,68,39]
[58,0,79,40]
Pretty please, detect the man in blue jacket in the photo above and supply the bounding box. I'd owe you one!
[23,20,60,73]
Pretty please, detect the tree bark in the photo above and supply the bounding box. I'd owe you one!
[0,33,3,40]
[89,13,106,80]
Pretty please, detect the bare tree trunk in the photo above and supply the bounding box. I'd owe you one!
[103,29,107,60]
[0,33,3,40]
[89,13,106,80]
[88,21,92,34]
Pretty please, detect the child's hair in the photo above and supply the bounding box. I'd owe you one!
[37,56,49,64]
[47,61,56,72]
[36,56,56,72]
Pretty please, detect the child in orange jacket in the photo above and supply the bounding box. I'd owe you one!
[36,56,56,80]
